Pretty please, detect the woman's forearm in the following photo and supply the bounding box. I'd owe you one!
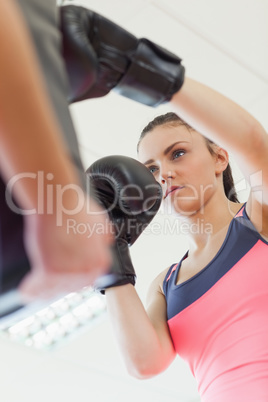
[171,77,266,155]
[106,284,175,379]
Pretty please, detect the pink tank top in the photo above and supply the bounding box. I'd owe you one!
[163,205,268,401]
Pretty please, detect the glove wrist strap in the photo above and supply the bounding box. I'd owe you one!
[94,238,136,294]
[114,38,185,107]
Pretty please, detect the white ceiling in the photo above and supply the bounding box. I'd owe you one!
[1,1,268,401]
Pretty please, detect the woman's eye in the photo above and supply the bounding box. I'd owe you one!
[148,165,158,174]
[172,149,185,159]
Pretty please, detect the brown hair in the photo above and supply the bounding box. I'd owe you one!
[137,112,239,203]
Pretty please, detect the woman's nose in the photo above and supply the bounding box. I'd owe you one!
[160,169,174,184]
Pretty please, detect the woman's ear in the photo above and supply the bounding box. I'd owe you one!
[214,146,229,175]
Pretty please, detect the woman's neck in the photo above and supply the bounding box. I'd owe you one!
[177,194,243,254]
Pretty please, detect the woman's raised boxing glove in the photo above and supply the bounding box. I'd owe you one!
[86,155,162,292]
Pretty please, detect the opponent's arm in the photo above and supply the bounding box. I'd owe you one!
[0,0,78,207]
[0,1,111,299]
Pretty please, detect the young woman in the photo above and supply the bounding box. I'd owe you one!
[105,77,268,401]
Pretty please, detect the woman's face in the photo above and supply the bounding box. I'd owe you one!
[138,124,221,217]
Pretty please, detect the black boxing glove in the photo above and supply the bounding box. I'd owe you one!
[59,5,185,106]
[59,5,98,103]
[86,155,162,293]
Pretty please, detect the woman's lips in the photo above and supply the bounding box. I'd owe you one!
[165,186,183,198]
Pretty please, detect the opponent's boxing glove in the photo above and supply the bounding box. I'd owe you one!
[86,155,162,293]
[59,5,185,106]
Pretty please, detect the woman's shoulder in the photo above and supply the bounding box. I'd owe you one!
[148,265,175,297]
